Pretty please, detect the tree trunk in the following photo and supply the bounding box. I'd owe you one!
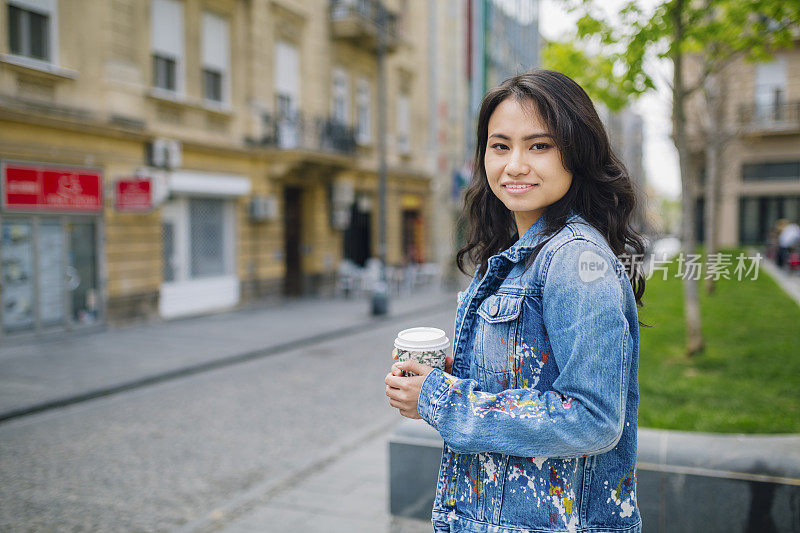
[671,0,704,356]
[703,70,723,295]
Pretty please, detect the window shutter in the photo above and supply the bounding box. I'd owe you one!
[274,41,300,108]
[151,0,184,62]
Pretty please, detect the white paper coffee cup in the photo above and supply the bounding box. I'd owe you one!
[394,327,450,375]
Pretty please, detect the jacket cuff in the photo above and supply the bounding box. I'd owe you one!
[418,369,454,428]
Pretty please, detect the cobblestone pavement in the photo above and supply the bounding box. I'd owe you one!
[205,429,433,533]
[0,293,456,531]
[0,289,455,419]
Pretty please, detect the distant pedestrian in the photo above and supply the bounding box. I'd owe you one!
[778,220,800,269]
[385,70,646,532]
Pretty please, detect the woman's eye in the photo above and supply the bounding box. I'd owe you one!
[531,142,551,150]
[490,143,509,150]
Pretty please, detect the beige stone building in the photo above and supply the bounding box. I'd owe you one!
[428,0,469,277]
[686,43,800,247]
[0,0,440,338]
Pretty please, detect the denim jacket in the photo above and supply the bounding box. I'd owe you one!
[418,212,641,533]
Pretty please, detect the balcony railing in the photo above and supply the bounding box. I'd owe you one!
[255,112,357,156]
[329,0,398,51]
[739,102,800,135]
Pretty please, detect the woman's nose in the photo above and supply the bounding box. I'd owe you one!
[505,152,530,176]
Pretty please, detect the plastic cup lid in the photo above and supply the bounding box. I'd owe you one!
[394,327,450,351]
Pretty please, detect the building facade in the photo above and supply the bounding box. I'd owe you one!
[428,0,469,278]
[0,0,437,338]
[448,0,540,252]
[599,106,648,233]
[687,44,800,246]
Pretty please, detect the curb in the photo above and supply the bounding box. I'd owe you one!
[388,420,800,530]
[636,427,800,483]
[0,299,453,425]
[756,247,800,308]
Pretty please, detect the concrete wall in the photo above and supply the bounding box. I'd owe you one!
[389,421,800,532]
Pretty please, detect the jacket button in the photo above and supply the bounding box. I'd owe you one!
[489,303,499,316]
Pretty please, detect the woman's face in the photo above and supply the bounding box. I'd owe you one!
[484,97,573,236]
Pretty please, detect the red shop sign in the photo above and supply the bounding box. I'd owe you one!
[115,178,152,212]
[2,162,103,212]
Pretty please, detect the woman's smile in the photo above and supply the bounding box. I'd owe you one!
[503,182,539,194]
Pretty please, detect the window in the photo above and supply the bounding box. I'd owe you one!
[356,77,371,145]
[189,198,226,277]
[739,196,800,244]
[397,92,410,154]
[739,197,761,244]
[153,55,176,92]
[151,0,184,93]
[7,0,56,62]
[332,68,350,125]
[275,41,300,112]
[754,56,786,121]
[742,161,800,181]
[203,69,222,102]
[162,220,176,282]
[201,12,229,103]
[161,197,234,283]
[274,41,300,148]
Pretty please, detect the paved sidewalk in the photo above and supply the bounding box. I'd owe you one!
[212,424,432,533]
[759,248,800,307]
[0,289,456,420]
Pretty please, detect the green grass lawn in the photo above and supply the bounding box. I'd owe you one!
[637,248,800,434]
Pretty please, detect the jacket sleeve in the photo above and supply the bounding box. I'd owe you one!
[417,238,633,458]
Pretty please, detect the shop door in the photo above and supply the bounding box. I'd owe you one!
[284,187,303,296]
[67,220,100,324]
[1,217,100,335]
[39,220,66,328]
[344,202,372,267]
[402,210,424,264]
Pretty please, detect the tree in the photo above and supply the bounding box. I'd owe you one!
[544,0,800,355]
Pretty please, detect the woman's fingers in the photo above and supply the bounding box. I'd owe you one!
[385,372,404,389]
[397,360,433,377]
[386,386,410,403]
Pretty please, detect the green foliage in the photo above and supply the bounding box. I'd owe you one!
[544,0,800,108]
[638,249,800,433]
[541,42,635,111]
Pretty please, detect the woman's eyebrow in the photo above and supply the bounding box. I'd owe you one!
[488,132,554,141]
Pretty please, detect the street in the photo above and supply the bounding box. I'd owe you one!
[0,306,454,532]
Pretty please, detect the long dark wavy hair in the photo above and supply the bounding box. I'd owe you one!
[456,69,647,308]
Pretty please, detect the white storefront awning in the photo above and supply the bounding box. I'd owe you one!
[168,170,251,197]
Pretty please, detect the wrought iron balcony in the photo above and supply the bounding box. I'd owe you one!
[739,102,800,136]
[329,0,399,52]
[254,112,357,156]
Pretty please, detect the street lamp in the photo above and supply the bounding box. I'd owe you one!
[371,0,389,316]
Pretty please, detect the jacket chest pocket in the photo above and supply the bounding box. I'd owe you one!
[475,294,524,392]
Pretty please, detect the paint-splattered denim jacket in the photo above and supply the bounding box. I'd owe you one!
[418,212,641,533]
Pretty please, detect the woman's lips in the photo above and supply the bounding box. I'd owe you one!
[503,183,539,194]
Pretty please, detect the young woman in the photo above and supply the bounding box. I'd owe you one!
[385,69,646,533]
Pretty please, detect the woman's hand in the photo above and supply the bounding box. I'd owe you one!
[385,350,453,419]
[385,360,431,419]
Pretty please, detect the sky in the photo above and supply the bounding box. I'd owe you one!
[538,0,682,200]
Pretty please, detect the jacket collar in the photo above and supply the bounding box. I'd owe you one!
[498,209,580,264]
